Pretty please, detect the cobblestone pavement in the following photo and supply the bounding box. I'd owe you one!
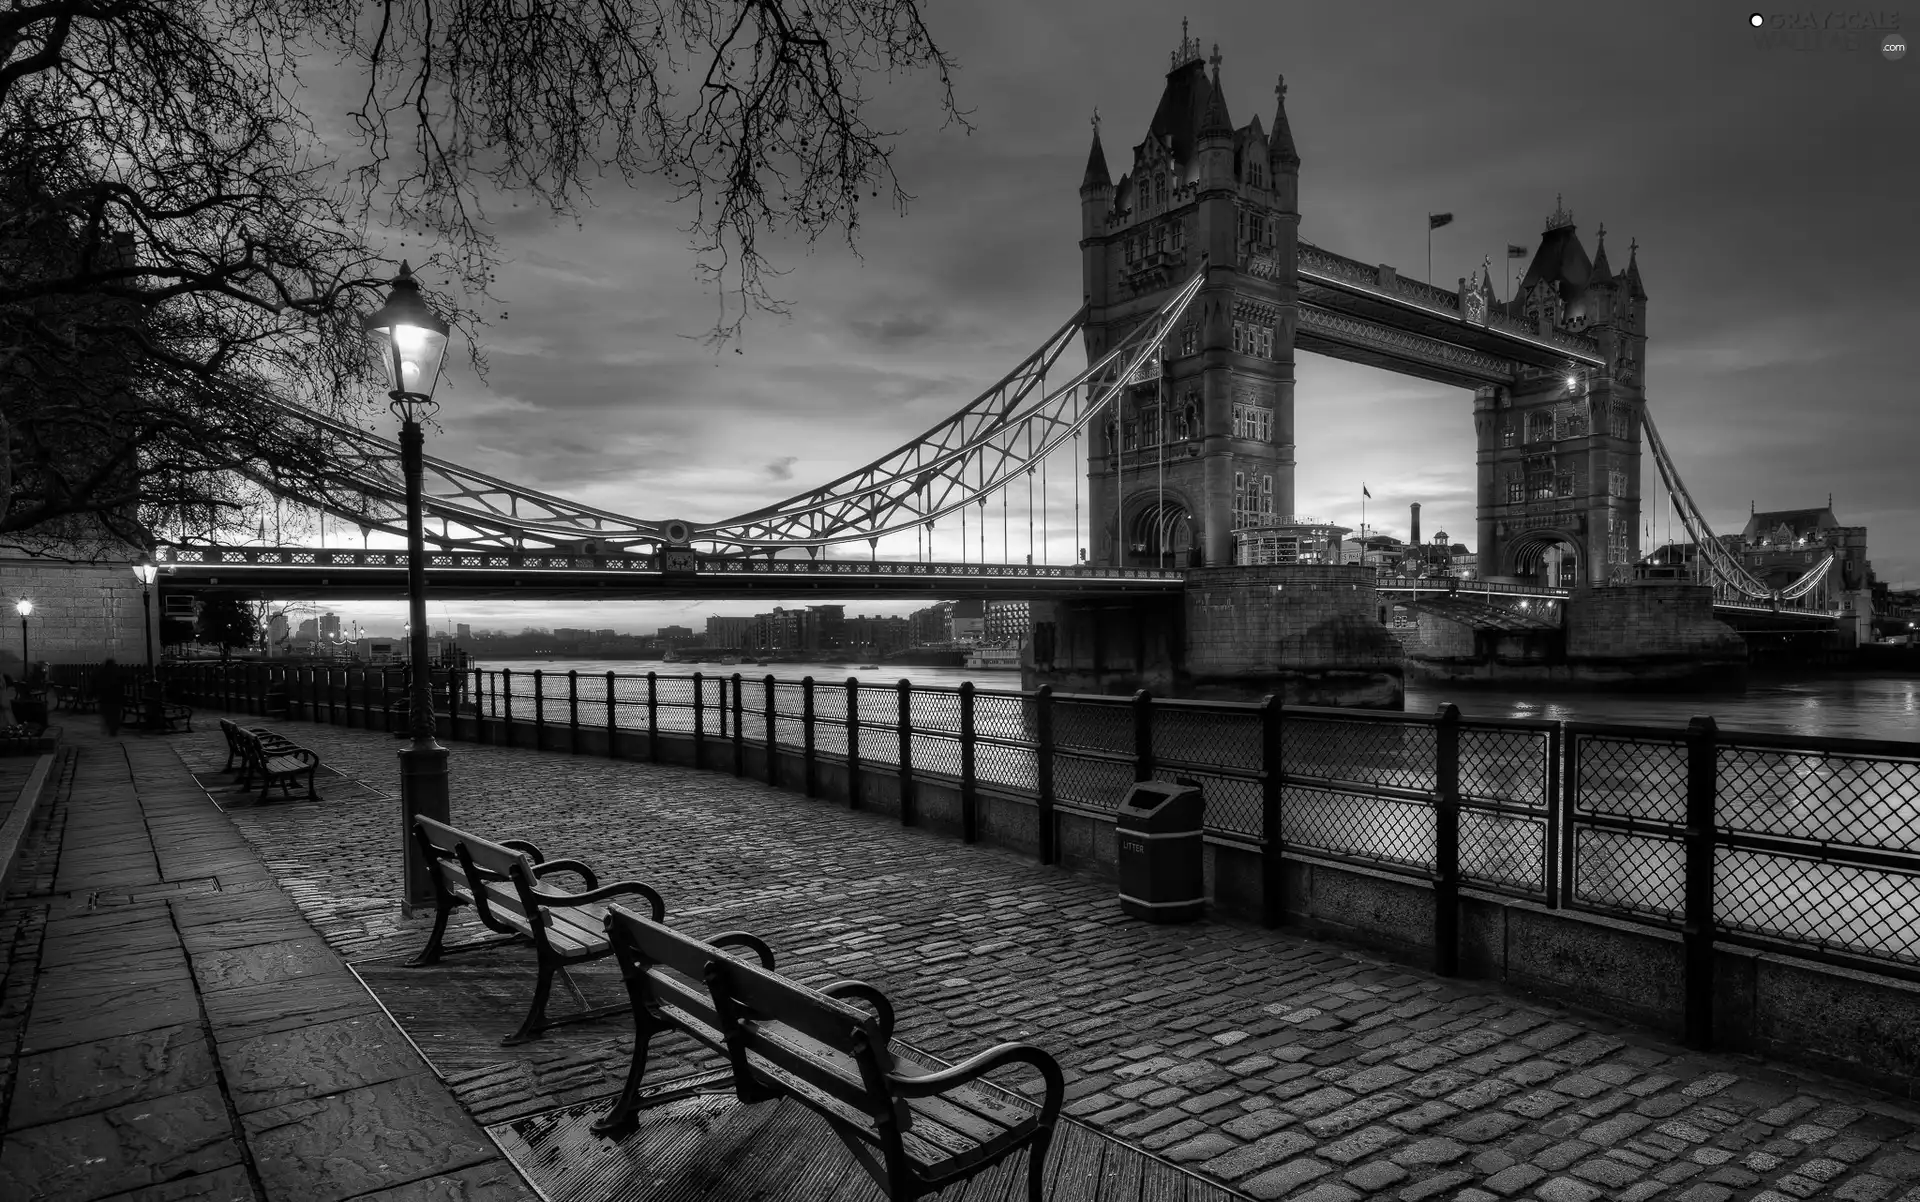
[182,721,1920,1202]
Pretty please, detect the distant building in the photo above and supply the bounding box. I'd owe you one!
[845,614,911,656]
[1727,505,1872,597]
[706,616,754,649]
[985,601,1029,646]
[908,603,952,647]
[319,612,341,639]
[950,598,986,645]
[456,623,472,640]
[656,625,695,645]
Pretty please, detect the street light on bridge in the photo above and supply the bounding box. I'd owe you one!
[363,262,451,912]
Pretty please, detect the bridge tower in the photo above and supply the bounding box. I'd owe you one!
[1079,30,1299,568]
[1475,201,1649,587]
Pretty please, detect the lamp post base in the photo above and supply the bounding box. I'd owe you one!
[399,743,451,914]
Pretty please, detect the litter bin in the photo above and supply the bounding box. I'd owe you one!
[1116,780,1205,922]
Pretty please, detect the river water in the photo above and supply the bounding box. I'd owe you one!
[474,657,1918,744]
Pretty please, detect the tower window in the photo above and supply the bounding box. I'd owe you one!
[1233,404,1272,442]
[1257,326,1273,358]
[1525,454,1554,501]
[1526,411,1554,443]
[1507,477,1523,504]
[1180,325,1196,356]
[1502,426,1516,448]
[1250,159,1265,188]
[1260,475,1274,517]
[1141,403,1161,447]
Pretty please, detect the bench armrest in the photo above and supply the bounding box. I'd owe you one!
[500,838,547,864]
[887,1043,1064,1124]
[528,879,665,920]
[530,857,597,888]
[820,981,895,1041]
[708,931,775,969]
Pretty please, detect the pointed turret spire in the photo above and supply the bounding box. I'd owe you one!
[1199,51,1233,140]
[1081,110,1111,192]
[1590,223,1612,279]
[1626,236,1647,299]
[1270,74,1301,168]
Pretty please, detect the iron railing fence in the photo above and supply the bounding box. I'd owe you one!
[150,662,1920,998]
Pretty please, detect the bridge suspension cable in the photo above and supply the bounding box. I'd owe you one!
[690,260,1210,553]
[1641,407,1833,605]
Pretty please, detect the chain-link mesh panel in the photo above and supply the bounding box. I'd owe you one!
[1054,753,1135,811]
[1053,699,1134,755]
[911,691,964,736]
[1459,809,1547,898]
[1717,745,1920,847]
[977,742,1039,794]
[813,717,848,758]
[974,692,1033,743]
[916,732,963,780]
[772,682,807,720]
[1460,725,1552,808]
[1573,733,1686,821]
[1152,706,1262,771]
[1716,848,1920,967]
[856,684,904,729]
[654,677,695,708]
[1570,827,1683,921]
[1282,787,1434,872]
[1283,717,1436,793]
[771,714,805,751]
[1150,768,1262,840]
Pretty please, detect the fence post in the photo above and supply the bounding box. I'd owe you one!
[731,674,744,777]
[502,668,514,742]
[693,672,707,767]
[606,671,619,758]
[567,670,579,753]
[896,679,914,826]
[1684,715,1718,1051]
[1132,689,1154,782]
[1261,695,1285,928]
[1545,724,1563,908]
[1433,703,1462,978]
[801,676,817,797]
[1035,686,1056,865]
[764,675,778,786]
[845,678,861,810]
[328,668,339,725]
[959,681,978,844]
[533,670,546,751]
[647,672,659,763]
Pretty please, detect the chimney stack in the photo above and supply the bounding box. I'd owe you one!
[1410,503,1422,548]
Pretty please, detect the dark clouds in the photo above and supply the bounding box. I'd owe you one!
[325,1,1920,634]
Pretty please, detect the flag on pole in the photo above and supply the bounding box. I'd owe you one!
[1428,213,1454,229]
[1507,244,1528,258]
[1363,484,1371,499]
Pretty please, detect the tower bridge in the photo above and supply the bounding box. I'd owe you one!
[32,27,1855,697]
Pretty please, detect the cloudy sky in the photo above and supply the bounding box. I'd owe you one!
[313,1,1918,637]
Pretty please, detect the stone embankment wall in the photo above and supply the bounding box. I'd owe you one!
[0,548,154,675]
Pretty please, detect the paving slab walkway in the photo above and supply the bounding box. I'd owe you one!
[170,718,1920,1202]
[0,726,533,1202]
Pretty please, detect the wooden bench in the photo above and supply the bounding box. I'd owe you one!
[408,815,667,1045]
[51,683,96,714]
[127,693,192,733]
[230,724,320,800]
[218,717,296,774]
[597,905,1063,1201]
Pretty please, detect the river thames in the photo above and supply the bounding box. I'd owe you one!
[474,658,1919,743]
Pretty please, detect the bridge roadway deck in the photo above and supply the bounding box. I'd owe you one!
[9,720,1915,1200]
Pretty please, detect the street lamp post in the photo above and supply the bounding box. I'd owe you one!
[15,599,31,668]
[133,556,160,729]
[364,262,452,911]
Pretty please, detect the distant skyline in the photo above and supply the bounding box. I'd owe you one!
[298,1,1916,635]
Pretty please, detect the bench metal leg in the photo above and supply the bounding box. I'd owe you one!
[503,962,559,1045]
[589,1029,655,1138]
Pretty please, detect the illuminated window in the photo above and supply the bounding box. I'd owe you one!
[1502,426,1516,448]
[1507,478,1523,504]
[1526,411,1554,443]
[1525,455,1554,501]
[1180,325,1196,356]
[1555,465,1575,498]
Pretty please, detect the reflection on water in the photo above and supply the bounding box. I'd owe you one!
[476,659,1919,744]
[1406,675,1920,743]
